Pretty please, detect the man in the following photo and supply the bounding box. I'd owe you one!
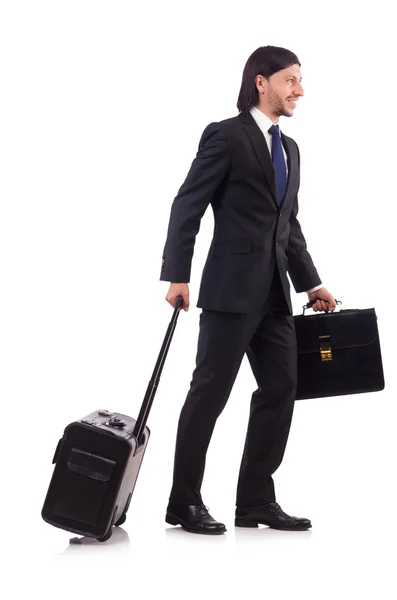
[159,45,336,535]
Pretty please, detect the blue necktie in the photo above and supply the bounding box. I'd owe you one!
[268,124,287,204]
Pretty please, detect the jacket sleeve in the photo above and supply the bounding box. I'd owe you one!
[287,143,322,293]
[159,122,232,283]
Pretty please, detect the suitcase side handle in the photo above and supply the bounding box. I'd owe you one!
[132,295,184,444]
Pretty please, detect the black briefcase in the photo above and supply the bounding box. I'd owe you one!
[42,296,184,542]
[294,301,385,400]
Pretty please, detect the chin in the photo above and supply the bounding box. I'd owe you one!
[280,109,293,118]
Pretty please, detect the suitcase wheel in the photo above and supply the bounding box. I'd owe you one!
[97,513,126,540]
[115,514,126,527]
[97,529,113,542]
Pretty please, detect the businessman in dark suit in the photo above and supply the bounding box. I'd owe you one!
[160,46,336,534]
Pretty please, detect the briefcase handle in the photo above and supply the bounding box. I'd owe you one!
[302,299,342,315]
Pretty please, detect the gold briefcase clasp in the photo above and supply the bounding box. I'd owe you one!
[319,335,332,361]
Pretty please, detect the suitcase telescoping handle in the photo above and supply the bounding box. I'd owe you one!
[133,295,184,444]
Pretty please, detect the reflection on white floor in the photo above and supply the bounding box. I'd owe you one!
[59,526,131,552]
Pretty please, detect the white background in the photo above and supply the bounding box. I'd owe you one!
[1,1,396,598]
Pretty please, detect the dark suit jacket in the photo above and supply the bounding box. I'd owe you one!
[159,111,321,314]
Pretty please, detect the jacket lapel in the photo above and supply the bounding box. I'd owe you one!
[280,133,295,205]
[239,112,278,208]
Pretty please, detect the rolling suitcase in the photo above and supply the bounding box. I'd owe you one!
[41,296,183,541]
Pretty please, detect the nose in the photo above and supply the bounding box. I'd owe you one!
[295,82,304,97]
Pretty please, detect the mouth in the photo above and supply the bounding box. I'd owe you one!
[287,99,298,108]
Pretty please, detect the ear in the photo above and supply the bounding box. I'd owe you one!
[255,74,267,95]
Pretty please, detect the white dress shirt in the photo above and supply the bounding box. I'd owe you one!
[249,106,323,295]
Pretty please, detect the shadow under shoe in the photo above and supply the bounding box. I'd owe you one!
[235,501,311,531]
[166,503,226,535]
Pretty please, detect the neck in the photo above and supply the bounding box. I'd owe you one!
[255,104,279,124]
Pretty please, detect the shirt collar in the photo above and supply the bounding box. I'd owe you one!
[249,106,280,136]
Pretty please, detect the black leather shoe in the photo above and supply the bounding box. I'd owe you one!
[235,501,311,531]
[166,503,226,535]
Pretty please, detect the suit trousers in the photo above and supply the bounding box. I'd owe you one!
[169,267,298,507]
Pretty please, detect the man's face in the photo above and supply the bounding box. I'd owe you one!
[257,64,304,119]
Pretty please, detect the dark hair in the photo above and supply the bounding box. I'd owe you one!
[237,46,301,113]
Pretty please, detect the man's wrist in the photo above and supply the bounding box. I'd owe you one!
[306,284,323,294]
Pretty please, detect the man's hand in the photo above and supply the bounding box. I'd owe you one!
[307,287,337,312]
[166,283,190,312]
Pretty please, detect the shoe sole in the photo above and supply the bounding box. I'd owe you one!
[166,514,226,535]
[235,517,311,531]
